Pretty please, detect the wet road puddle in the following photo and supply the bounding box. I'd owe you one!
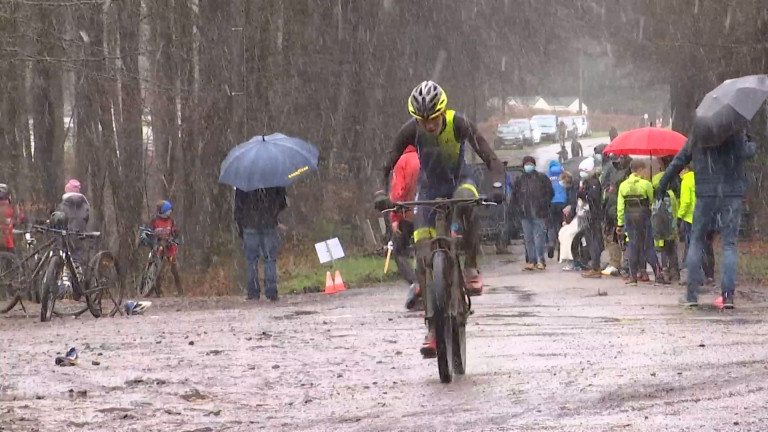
[485,285,534,302]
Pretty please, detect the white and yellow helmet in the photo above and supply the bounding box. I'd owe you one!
[408,80,447,120]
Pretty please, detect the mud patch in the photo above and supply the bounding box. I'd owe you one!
[485,286,534,302]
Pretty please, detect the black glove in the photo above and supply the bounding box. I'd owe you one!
[654,186,666,201]
[490,186,504,204]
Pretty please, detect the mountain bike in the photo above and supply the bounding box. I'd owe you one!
[389,197,495,383]
[37,226,123,322]
[136,226,180,297]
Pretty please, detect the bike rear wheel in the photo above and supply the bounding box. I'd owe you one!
[87,251,123,318]
[0,252,22,313]
[431,250,454,384]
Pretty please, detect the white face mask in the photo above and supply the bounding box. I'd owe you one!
[559,181,567,187]
[579,171,589,179]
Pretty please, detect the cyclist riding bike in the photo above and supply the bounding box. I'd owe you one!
[382,81,505,358]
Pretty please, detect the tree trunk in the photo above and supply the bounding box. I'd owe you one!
[116,0,144,270]
[32,5,65,210]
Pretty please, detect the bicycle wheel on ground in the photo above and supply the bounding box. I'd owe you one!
[40,255,64,322]
[136,256,159,298]
[430,250,454,384]
[0,252,22,313]
[87,251,123,318]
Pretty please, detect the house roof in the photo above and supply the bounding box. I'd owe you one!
[544,97,580,107]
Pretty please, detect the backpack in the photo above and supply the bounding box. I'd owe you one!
[652,197,675,241]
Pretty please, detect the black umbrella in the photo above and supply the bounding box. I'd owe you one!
[691,74,768,147]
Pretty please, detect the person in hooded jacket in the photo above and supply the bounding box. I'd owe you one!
[57,179,90,267]
[148,200,183,296]
[657,131,755,308]
[513,156,554,270]
[389,145,420,310]
[547,161,567,258]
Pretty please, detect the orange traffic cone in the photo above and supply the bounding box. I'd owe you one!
[324,271,337,294]
[334,270,346,292]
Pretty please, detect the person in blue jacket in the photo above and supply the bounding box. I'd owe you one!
[547,160,568,257]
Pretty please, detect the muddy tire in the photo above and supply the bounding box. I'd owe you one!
[431,251,454,384]
[40,255,63,322]
[0,252,22,313]
[137,257,159,298]
[88,251,123,318]
[453,321,466,375]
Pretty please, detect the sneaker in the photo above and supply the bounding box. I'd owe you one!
[654,272,669,286]
[678,296,698,308]
[638,273,651,283]
[420,329,437,358]
[625,278,638,286]
[723,292,734,309]
[582,269,602,279]
[601,266,618,276]
[562,263,577,271]
[405,283,421,310]
[535,262,546,271]
[523,263,535,271]
[465,268,483,296]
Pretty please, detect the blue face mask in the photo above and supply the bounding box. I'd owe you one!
[524,164,535,173]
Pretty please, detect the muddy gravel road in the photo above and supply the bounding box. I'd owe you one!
[3,243,768,432]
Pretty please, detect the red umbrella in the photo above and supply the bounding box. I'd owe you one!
[603,127,687,157]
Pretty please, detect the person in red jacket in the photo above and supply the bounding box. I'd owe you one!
[149,200,183,296]
[0,184,14,252]
[389,145,420,310]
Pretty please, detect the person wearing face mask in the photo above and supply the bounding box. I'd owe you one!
[616,159,666,285]
[546,160,567,259]
[577,158,603,278]
[600,154,631,276]
[512,156,554,271]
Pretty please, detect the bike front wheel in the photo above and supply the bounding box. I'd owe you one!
[40,255,64,322]
[87,251,123,318]
[430,250,454,384]
[137,256,159,298]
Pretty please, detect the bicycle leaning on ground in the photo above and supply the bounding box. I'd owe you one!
[386,196,496,383]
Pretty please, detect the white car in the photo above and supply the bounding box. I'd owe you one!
[507,118,541,145]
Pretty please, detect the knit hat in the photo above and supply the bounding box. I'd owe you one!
[522,156,536,166]
[65,179,81,194]
[157,200,173,219]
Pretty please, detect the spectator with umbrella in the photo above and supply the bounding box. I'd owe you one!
[657,74,766,308]
[220,133,319,301]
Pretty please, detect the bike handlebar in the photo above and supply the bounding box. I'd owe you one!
[31,225,101,239]
[383,197,497,213]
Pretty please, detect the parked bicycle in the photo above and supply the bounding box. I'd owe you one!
[136,226,181,297]
[37,223,123,322]
[387,197,495,383]
[0,227,57,314]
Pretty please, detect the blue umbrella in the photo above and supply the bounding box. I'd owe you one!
[219,133,319,190]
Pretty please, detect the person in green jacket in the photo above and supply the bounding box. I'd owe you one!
[617,159,665,285]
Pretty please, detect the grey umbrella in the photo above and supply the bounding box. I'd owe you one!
[219,133,319,191]
[692,74,768,147]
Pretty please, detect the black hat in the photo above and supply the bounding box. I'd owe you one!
[522,156,536,166]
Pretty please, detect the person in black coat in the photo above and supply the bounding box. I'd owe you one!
[512,156,554,270]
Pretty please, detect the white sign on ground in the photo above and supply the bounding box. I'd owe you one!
[314,238,345,264]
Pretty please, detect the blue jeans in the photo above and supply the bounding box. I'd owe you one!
[243,228,281,299]
[686,197,742,301]
[521,218,546,263]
